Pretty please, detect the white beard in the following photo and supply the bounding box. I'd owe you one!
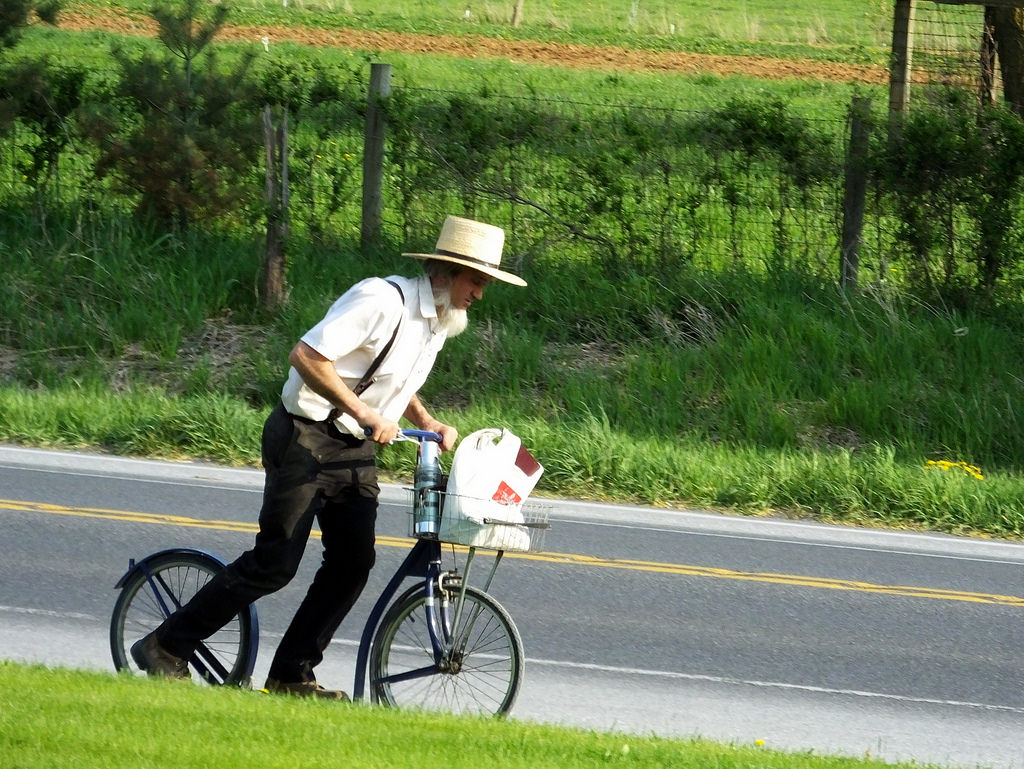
[433,287,469,337]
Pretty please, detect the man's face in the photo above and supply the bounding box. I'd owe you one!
[448,269,493,311]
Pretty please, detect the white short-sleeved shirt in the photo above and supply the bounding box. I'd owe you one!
[280,274,448,437]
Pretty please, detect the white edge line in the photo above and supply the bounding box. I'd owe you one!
[3,607,1021,716]
[524,657,1024,715]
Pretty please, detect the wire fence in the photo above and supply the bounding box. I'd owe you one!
[0,84,852,278]
[381,87,850,281]
[912,1,987,95]
[1,1,1020,294]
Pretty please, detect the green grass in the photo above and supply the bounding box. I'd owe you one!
[55,0,977,76]
[13,23,876,125]
[1,385,1016,535]
[1,0,1021,542]
[3,209,1024,538]
[0,661,925,769]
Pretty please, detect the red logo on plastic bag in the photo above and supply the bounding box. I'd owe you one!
[492,481,522,506]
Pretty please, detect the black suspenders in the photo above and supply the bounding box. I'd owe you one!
[353,279,405,395]
[327,280,405,426]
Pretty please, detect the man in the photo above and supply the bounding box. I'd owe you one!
[131,215,526,698]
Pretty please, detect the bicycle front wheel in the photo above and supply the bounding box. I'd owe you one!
[109,550,257,686]
[369,584,524,717]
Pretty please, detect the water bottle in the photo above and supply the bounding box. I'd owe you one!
[412,439,442,538]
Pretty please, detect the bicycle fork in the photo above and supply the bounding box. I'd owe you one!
[426,548,503,672]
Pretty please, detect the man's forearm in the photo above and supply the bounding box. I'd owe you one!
[289,341,372,423]
[403,394,439,431]
[404,394,457,451]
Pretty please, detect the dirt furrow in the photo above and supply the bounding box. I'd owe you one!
[56,9,888,85]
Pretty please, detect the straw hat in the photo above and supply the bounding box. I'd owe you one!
[404,215,527,287]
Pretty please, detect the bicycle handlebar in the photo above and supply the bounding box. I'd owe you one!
[363,427,442,443]
[398,428,442,443]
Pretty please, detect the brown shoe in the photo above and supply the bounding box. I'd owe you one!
[264,678,349,701]
[131,633,191,680]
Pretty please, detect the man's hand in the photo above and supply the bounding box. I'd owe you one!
[360,413,401,446]
[434,422,458,452]
[403,394,457,451]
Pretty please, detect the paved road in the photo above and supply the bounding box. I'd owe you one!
[2,444,1023,768]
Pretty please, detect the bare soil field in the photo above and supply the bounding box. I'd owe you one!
[57,9,888,85]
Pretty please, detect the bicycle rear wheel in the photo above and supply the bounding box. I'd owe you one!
[109,549,257,686]
[369,583,524,716]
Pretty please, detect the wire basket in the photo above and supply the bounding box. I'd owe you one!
[405,490,549,552]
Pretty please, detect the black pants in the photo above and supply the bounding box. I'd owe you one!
[156,402,380,683]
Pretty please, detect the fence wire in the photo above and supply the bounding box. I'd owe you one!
[1,2,1021,293]
[912,1,986,94]
[377,86,850,280]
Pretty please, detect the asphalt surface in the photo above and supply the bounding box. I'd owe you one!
[2,444,1023,767]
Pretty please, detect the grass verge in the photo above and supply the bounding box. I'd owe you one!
[4,212,1024,539]
[0,661,920,769]
[1,385,1020,539]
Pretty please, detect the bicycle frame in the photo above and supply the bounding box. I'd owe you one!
[352,427,512,702]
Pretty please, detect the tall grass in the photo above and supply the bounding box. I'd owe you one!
[2,382,1016,535]
[3,209,1024,537]
[0,212,257,359]
[449,264,1024,468]
[0,384,263,463]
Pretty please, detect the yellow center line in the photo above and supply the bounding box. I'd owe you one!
[5,498,1024,607]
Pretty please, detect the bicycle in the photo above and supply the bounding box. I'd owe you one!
[110,428,548,717]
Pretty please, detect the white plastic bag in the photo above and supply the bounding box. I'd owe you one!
[439,428,544,551]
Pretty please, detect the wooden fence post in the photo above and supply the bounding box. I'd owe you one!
[840,96,871,292]
[980,5,998,107]
[889,0,915,119]
[361,63,391,253]
[261,105,289,310]
[511,0,525,27]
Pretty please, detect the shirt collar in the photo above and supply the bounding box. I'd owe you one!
[415,274,438,319]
